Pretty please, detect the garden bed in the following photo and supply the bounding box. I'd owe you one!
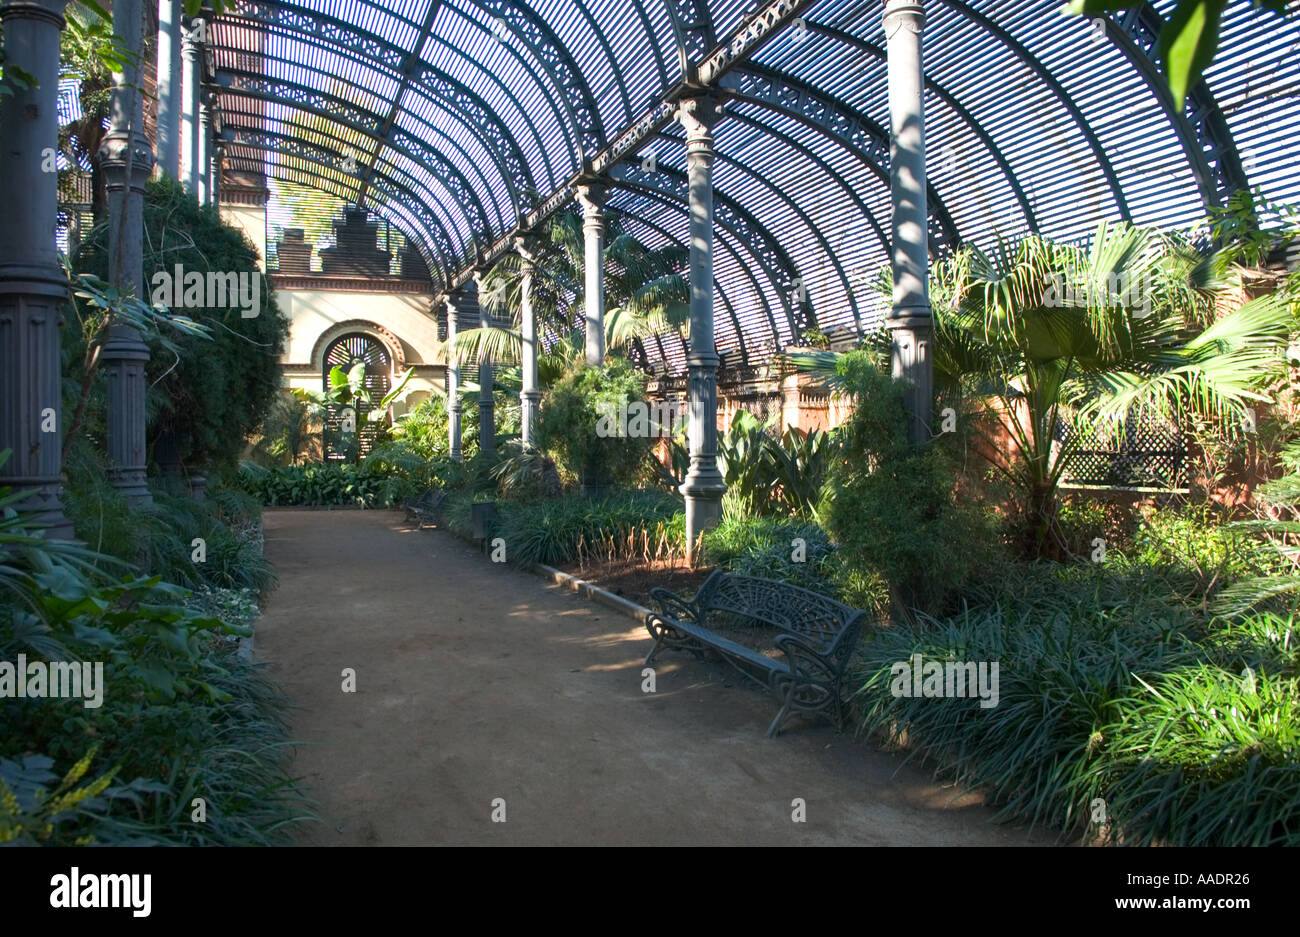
[558,556,715,609]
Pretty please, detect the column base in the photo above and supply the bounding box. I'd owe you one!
[13,484,77,541]
[887,312,933,444]
[681,466,726,563]
[519,389,541,448]
[109,468,154,507]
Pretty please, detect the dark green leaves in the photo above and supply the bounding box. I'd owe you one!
[1064,1,1291,109]
[1159,0,1230,110]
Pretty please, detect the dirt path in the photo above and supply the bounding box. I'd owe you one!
[256,509,1051,846]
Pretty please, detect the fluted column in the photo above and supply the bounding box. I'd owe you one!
[198,89,215,205]
[0,0,74,537]
[211,141,223,206]
[99,0,155,506]
[576,179,606,366]
[445,290,465,461]
[179,16,202,195]
[155,0,181,179]
[885,0,932,443]
[515,235,541,447]
[474,271,495,457]
[675,94,727,560]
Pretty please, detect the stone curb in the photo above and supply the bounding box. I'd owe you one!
[533,563,653,625]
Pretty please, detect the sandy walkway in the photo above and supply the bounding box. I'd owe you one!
[256,509,1048,846]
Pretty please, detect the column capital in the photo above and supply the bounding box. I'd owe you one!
[674,93,725,140]
[883,0,925,38]
[574,177,607,215]
[513,233,541,268]
[181,14,205,54]
[0,0,69,28]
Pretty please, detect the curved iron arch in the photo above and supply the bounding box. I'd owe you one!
[677,130,862,337]
[717,65,961,253]
[664,0,718,72]
[1104,2,1248,208]
[720,108,882,334]
[215,70,501,239]
[605,187,781,365]
[608,161,794,347]
[225,129,456,280]
[606,172,785,361]
[215,0,556,205]
[630,128,859,339]
[475,0,607,160]
[606,205,745,369]
[936,0,1132,223]
[788,23,1040,236]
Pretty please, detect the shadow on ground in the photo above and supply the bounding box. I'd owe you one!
[256,509,1054,846]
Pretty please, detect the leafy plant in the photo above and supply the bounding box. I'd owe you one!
[1216,439,1300,616]
[61,266,211,458]
[794,223,1289,558]
[489,491,684,567]
[853,557,1300,845]
[68,176,291,474]
[443,211,688,378]
[0,749,118,845]
[824,352,994,620]
[537,360,654,490]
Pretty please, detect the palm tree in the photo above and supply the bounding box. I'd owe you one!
[441,210,689,382]
[790,221,1290,558]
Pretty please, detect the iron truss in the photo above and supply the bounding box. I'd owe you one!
[216,70,497,240]
[224,125,455,280]
[196,0,1284,369]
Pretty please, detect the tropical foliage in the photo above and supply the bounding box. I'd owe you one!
[441,210,688,377]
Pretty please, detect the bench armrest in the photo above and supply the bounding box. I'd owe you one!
[649,587,699,623]
[774,632,840,685]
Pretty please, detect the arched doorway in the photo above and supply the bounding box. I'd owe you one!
[321,332,392,462]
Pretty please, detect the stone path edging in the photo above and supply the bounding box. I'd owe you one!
[532,563,653,624]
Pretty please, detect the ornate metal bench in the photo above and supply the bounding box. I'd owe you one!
[644,571,867,738]
[404,488,446,529]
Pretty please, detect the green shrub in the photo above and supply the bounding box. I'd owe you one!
[825,352,996,619]
[853,561,1300,845]
[715,412,838,518]
[1055,495,1140,561]
[491,491,683,567]
[537,361,653,488]
[69,176,290,475]
[1115,502,1278,604]
[62,442,275,597]
[237,459,432,508]
[1,483,311,844]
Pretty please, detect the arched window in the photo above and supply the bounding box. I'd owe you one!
[321,333,392,462]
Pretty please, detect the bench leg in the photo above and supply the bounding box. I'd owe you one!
[765,681,798,739]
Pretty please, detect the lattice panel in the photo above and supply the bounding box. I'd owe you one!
[1060,410,1186,489]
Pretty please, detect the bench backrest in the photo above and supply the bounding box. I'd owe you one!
[694,571,865,662]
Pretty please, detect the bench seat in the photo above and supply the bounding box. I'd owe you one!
[644,570,867,737]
